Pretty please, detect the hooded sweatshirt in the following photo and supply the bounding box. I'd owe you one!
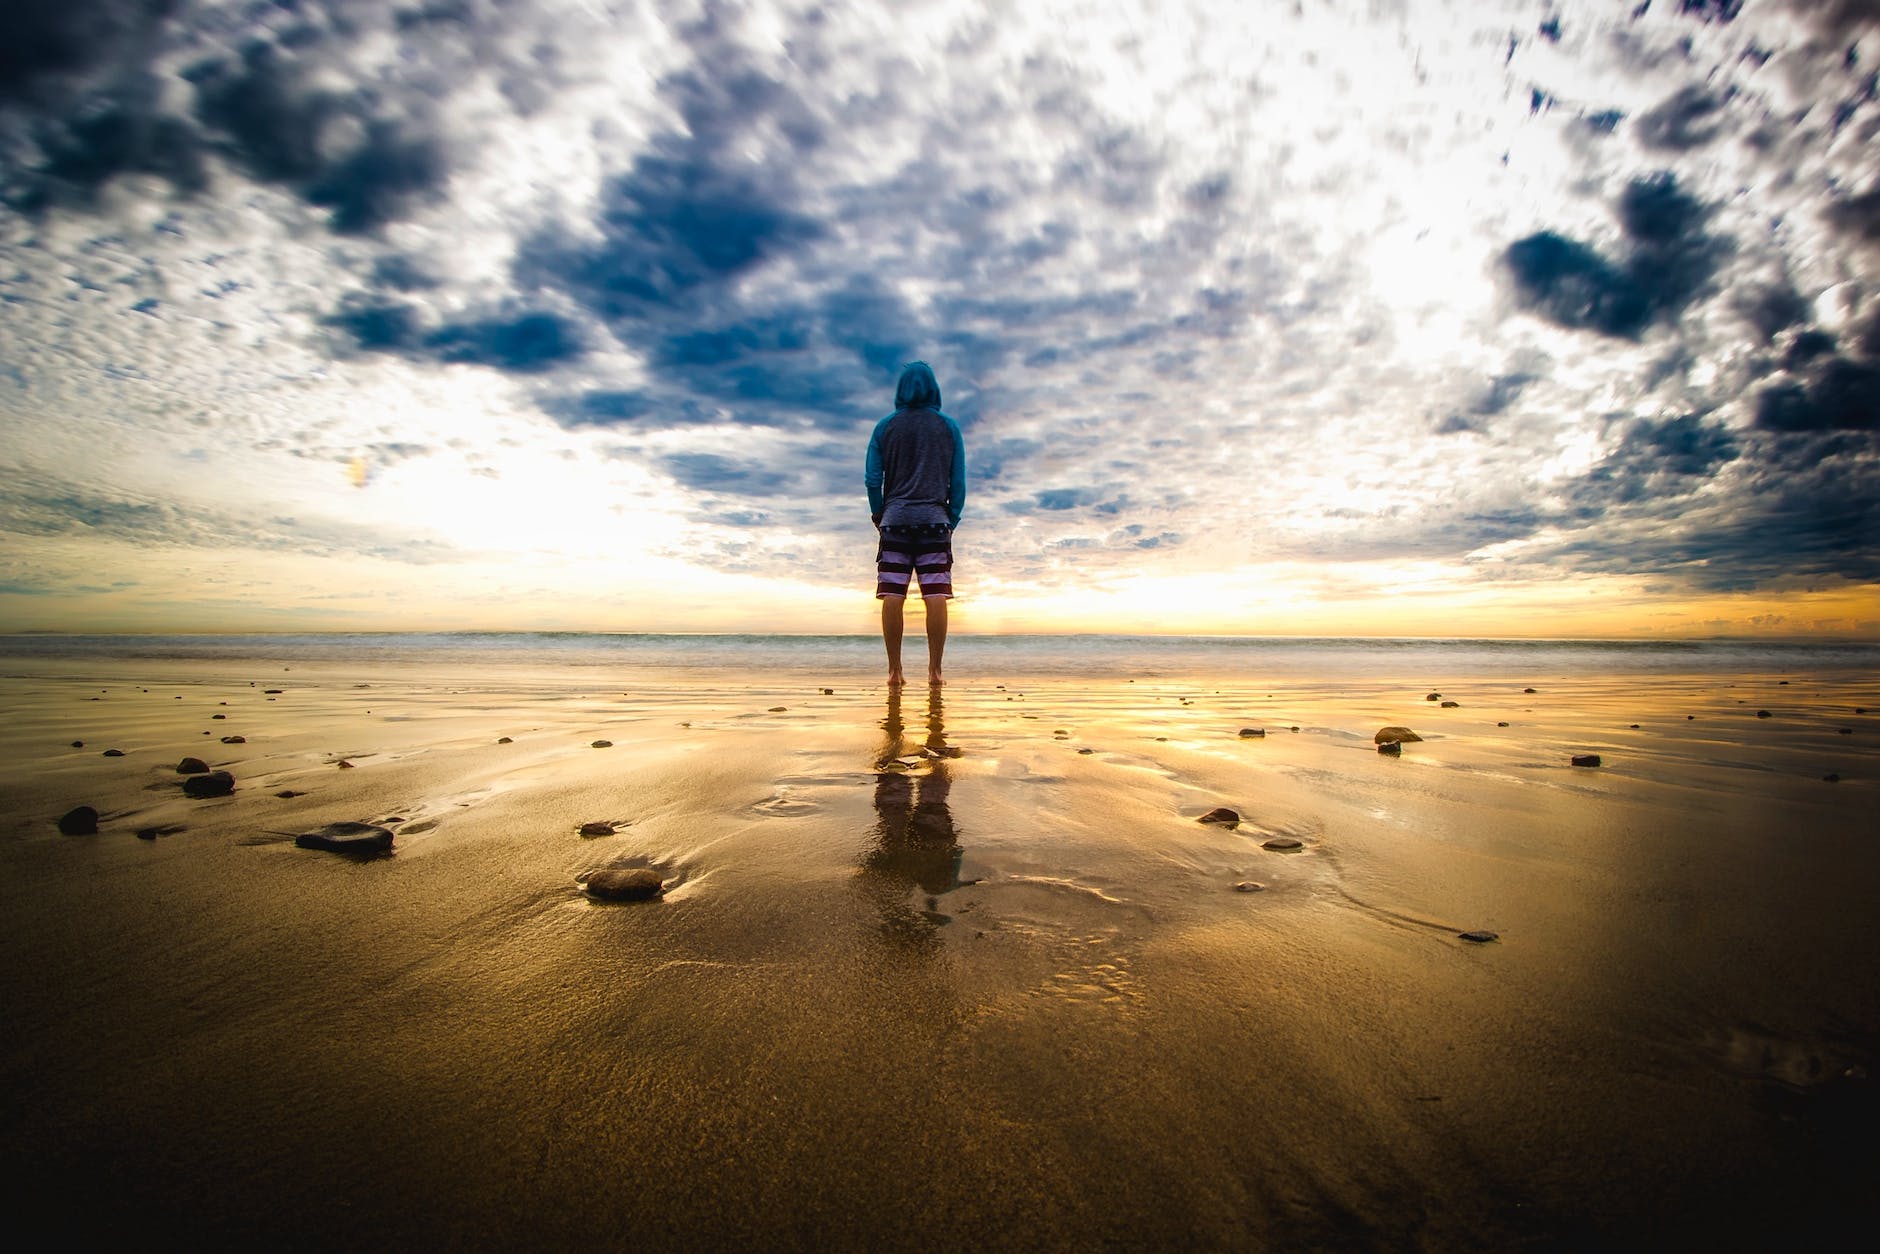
[864,361,967,530]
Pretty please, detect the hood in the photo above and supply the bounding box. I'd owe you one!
[894,361,942,411]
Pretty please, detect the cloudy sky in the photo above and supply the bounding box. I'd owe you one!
[1,0,1876,637]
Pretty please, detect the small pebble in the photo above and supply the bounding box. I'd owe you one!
[1459,930,1499,943]
[275,790,302,798]
[1262,836,1303,851]
[590,740,612,748]
[1197,807,1240,826]
[1822,773,1841,783]
[103,748,125,757]
[497,736,513,744]
[221,735,246,744]
[1756,710,1772,719]
[70,740,83,748]
[337,759,355,769]
[586,868,665,902]
[1233,881,1265,893]
[1077,747,1094,755]
[1238,727,1265,738]
[821,688,834,695]
[1378,741,1402,756]
[176,757,210,774]
[183,770,235,798]
[1440,700,1460,708]
[211,713,226,720]
[1425,693,1441,701]
[1496,721,1510,728]
[58,806,100,835]
[1524,687,1537,694]
[1571,754,1601,767]
[1839,728,1853,735]
[768,706,787,713]
[579,821,617,837]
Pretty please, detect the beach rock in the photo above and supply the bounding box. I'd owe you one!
[1841,728,1854,735]
[221,735,246,744]
[337,759,355,769]
[1496,721,1510,728]
[821,688,834,695]
[578,821,616,837]
[176,757,210,774]
[70,740,83,748]
[586,868,665,901]
[496,736,513,744]
[265,689,283,694]
[1377,740,1402,756]
[1524,687,1537,693]
[183,770,235,798]
[590,740,612,749]
[1233,881,1265,893]
[1570,754,1601,768]
[211,714,226,720]
[1459,930,1499,943]
[1440,700,1460,709]
[1823,773,1842,783]
[1756,710,1773,719]
[275,790,302,798]
[1238,727,1265,738]
[1374,726,1422,744]
[58,806,99,835]
[1425,693,1442,701]
[294,822,393,855]
[768,706,787,712]
[1859,708,1870,715]
[103,748,125,756]
[1262,836,1304,851]
[1197,807,1241,826]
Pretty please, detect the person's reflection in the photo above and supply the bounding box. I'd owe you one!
[862,687,962,948]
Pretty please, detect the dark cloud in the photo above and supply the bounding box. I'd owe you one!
[1823,185,1880,243]
[1754,357,1880,432]
[657,452,795,496]
[1733,282,1810,342]
[326,299,583,371]
[1634,85,1729,150]
[1675,1,1745,22]
[1576,414,1740,505]
[0,0,175,105]
[1503,172,1726,338]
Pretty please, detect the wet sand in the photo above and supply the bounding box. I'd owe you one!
[3,654,1878,1249]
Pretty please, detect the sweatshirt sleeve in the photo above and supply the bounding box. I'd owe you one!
[946,415,967,528]
[864,415,887,521]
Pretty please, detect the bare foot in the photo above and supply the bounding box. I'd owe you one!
[928,671,945,687]
[887,671,906,687]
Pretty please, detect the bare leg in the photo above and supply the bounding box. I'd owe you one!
[923,595,948,686]
[881,596,906,687]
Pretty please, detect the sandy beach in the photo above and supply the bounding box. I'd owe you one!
[3,641,1877,1249]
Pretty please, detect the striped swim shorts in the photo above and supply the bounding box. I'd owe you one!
[876,524,954,599]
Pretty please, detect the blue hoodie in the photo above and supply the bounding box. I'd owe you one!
[864,362,966,529]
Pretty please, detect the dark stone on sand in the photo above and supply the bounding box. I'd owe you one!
[265,689,283,694]
[1459,930,1499,943]
[1841,728,1853,735]
[276,790,301,798]
[1440,700,1460,709]
[579,821,616,837]
[590,740,612,749]
[1378,740,1402,756]
[1262,836,1304,851]
[221,735,246,744]
[586,868,665,901]
[768,706,787,712]
[1497,721,1510,728]
[103,748,125,756]
[183,770,235,798]
[70,740,83,748]
[337,759,355,769]
[135,828,157,841]
[1197,807,1241,826]
[822,688,834,695]
[211,713,226,720]
[1238,727,1265,738]
[1858,708,1869,715]
[1077,747,1095,754]
[1756,710,1772,719]
[58,806,99,835]
[1234,881,1265,893]
[1374,726,1422,744]
[176,757,210,774]
[1426,693,1441,701]
[497,736,513,743]
[1629,724,1640,729]
[1571,754,1601,768]
[1823,773,1842,783]
[1524,687,1537,694]
[294,822,393,855]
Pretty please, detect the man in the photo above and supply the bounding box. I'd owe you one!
[864,361,966,687]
